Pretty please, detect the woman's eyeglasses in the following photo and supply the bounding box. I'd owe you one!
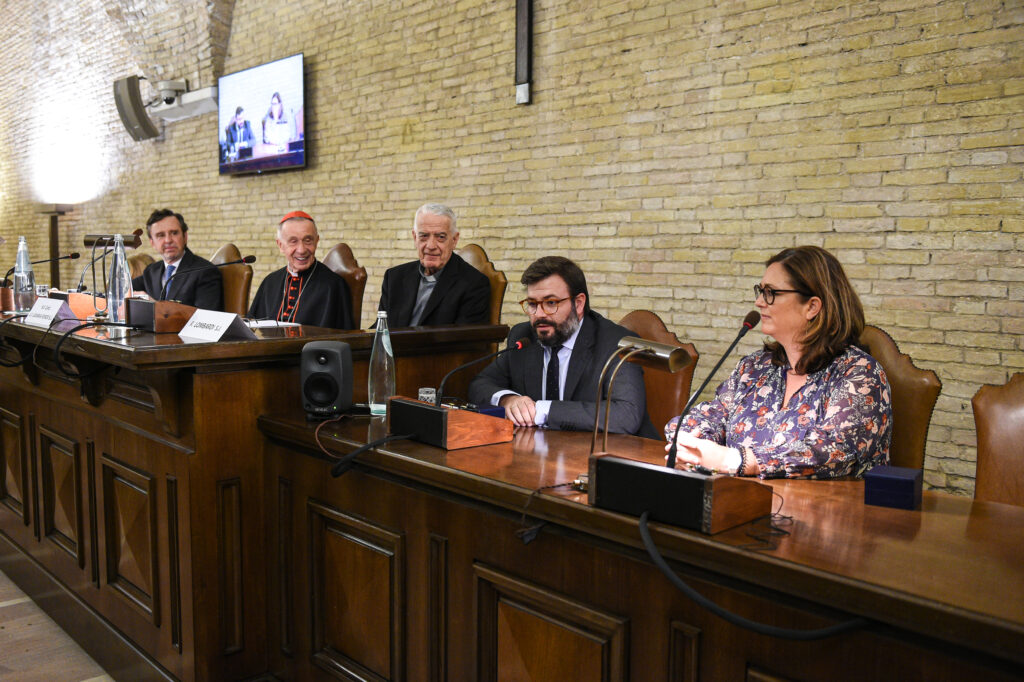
[753,284,811,305]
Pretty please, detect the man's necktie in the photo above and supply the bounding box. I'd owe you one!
[545,345,563,401]
[163,264,176,299]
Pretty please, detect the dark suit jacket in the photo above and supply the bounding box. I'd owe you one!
[225,121,254,147]
[131,248,224,311]
[377,253,490,326]
[468,310,657,438]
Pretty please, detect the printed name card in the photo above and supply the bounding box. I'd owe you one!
[179,310,257,343]
[23,298,75,330]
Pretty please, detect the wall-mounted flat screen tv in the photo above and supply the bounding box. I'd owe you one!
[218,53,305,175]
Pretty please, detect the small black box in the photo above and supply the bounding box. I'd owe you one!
[864,465,922,510]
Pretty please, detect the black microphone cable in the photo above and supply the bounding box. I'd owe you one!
[329,432,416,477]
[0,314,31,367]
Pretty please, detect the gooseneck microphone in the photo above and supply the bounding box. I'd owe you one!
[666,310,760,469]
[3,252,81,287]
[77,229,144,292]
[158,255,256,301]
[434,336,532,406]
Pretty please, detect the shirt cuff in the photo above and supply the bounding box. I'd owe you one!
[490,390,518,406]
[534,400,551,426]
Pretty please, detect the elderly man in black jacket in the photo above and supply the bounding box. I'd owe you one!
[377,203,490,326]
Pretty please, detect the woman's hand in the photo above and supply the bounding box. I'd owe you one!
[666,432,740,473]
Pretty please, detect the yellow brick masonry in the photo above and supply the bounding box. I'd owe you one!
[1,0,1022,494]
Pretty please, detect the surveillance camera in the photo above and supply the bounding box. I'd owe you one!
[154,80,186,107]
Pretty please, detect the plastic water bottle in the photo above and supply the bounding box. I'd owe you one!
[13,236,35,312]
[106,234,133,328]
[368,310,396,415]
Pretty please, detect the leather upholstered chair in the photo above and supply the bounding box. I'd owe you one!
[972,373,1024,506]
[455,243,507,325]
[322,243,367,327]
[858,325,941,470]
[127,253,154,280]
[618,310,699,437]
[210,243,253,315]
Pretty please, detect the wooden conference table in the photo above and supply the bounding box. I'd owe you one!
[0,317,507,681]
[0,317,1022,681]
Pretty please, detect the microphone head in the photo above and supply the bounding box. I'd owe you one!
[511,336,532,351]
[69,252,81,259]
[241,255,256,264]
[741,310,761,332]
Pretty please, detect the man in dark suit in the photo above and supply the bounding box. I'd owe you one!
[132,209,223,310]
[377,204,490,326]
[225,107,254,148]
[469,256,656,437]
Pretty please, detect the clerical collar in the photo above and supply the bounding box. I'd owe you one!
[287,261,318,278]
[418,261,446,282]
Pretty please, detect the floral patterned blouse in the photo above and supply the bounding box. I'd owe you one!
[666,345,892,479]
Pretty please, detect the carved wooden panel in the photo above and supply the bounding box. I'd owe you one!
[474,563,628,682]
[668,620,701,682]
[308,499,405,681]
[278,477,294,656]
[167,476,182,653]
[38,426,83,566]
[428,533,447,682]
[101,454,159,624]
[87,441,99,586]
[0,407,27,522]
[218,477,243,655]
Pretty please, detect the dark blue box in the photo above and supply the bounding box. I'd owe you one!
[475,406,506,419]
[863,465,922,510]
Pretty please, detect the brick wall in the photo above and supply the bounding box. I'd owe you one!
[2,0,1022,494]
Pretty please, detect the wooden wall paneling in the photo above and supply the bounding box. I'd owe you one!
[474,562,629,682]
[37,425,84,568]
[428,533,447,682]
[0,406,27,523]
[100,453,160,625]
[668,620,701,682]
[308,499,405,681]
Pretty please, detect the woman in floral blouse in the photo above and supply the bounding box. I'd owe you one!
[666,246,892,479]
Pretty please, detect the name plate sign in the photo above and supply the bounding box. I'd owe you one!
[23,298,76,330]
[179,310,257,343]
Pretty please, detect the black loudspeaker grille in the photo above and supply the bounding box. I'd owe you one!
[590,456,706,531]
[301,341,353,418]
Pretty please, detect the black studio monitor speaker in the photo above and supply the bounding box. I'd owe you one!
[114,75,161,141]
[301,341,353,419]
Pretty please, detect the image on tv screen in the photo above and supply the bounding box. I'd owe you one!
[218,53,305,175]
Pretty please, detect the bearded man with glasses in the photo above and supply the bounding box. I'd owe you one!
[469,256,657,437]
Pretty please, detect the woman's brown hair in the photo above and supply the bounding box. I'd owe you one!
[764,245,864,374]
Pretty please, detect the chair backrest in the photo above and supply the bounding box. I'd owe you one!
[210,243,253,316]
[858,325,941,470]
[127,253,154,280]
[972,373,1024,506]
[618,310,699,435]
[456,243,507,325]
[322,243,367,326]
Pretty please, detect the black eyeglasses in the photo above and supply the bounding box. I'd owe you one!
[520,297,570,315]
[753,284,811,305]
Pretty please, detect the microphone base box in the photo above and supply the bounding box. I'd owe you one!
[863,465,922,510]
[388,397,513,450]
[588,454,773,534]
[126,298,197,332]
